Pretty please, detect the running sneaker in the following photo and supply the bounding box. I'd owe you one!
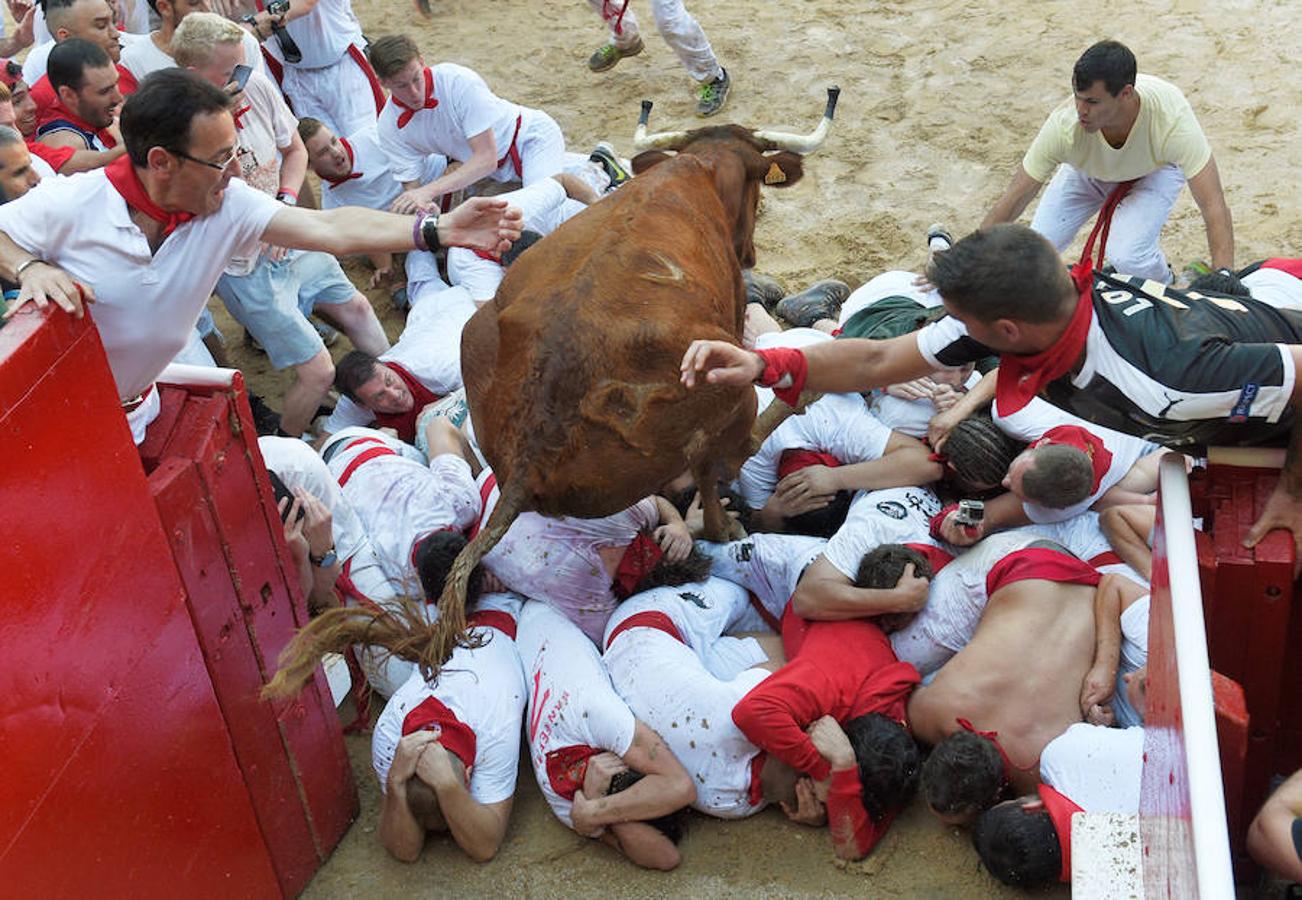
[588,36,644,72]
[696,68,731,117]
[589,142,632,189]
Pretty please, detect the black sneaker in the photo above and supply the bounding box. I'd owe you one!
[775,279,851,328]
[589,142,631,190]
[696,68,730,117]
[743,270,786,312]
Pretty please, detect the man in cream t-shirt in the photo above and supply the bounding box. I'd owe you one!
[982,39,1234,283]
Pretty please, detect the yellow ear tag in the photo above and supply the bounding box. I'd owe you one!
[764,163,787,185]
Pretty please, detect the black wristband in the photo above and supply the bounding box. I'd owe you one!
[419,212,441,253]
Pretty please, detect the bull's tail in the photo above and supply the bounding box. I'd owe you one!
[748,389,822,455]
[427,481,526,675]
[261,594,433,700]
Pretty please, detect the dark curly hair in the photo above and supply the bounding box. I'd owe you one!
[845,713,921,822]
[921,731,1008,819]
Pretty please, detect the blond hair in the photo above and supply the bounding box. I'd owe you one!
[171,12,246,69]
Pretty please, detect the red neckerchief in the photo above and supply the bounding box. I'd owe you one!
[40,96,117,148]
[994,180,1137,414]
[400,695,478,771]
[394,67,438,128]
[1032,424,1112,493]
[467,608,518,640]
[471,248,501,264]
[1037,783,1084,883]
[776,448,840,480]
[27,138,75,173]
[232,104,251,129]
[1263,258,1302,279]
[371,362,441,444]
[605,609,683,649]
[610,531,665,600]
[104,155,194,238]
[955,717,1039,784]
[545,745,601,801]
[755,346,808,407]
[324,137,363,186]
[984,547,1101,598]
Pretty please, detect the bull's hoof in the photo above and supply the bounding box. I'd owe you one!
[743,269,786,312]
[775,279,850,329]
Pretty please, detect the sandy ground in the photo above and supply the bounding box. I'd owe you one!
[209,0,1300,895]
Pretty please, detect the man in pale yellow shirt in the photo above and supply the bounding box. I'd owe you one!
[983,40,1234,283]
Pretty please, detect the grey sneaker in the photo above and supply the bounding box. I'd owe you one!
[775,279,851,328]
[589,141,631,189]
[743,269,786,312]
[588,36,644,72]
[696,68,730,117]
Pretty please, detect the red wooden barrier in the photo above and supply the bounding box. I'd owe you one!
[0,306,356,896]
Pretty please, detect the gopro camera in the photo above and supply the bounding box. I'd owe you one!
[954,499,985,527]
[242,0,302,64]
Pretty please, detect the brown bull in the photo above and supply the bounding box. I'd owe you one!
[428,88,841,668]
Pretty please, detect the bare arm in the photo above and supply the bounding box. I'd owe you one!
[434,784,513,862]
[378,732,442,862]
[261,195,523,258]
[828,432,944,493]
[571,722,695,833]
[1081,574,1148,723]
[1247,769,1302,882]
[980,165,1044,229]
[935,491,1028,547]
[1244,356,1302,564]
[276,131,309,200]
[52,145,127,173]
[1100,504,1156,581]
[789,556,929,620]
[600,822,682,870]
[1185,155,1234,271]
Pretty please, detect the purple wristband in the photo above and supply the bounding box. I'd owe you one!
[412,215,427,251]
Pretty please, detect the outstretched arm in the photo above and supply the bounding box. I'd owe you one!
[1247,769,1302,882]
[1245,348,1302,569]
[570,723,695,835]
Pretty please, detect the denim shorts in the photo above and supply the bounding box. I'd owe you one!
[215,250,358,369]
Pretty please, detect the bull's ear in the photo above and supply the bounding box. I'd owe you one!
[631,150,673,174]
[752,151,804,188]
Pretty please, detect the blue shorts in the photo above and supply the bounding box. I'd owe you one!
[216,250,358,369]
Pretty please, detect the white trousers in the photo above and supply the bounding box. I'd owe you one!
[1030,163,1185,283]
[279,45,382,138]
[587,0,722,82]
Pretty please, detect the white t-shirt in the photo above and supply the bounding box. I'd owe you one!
[256,435,367,562]
[371,593,526,803]
[482,497,659,644]
[994,396,1160,524]
[0,171,279,400]
[517,602,637,829]
[701,533,827,626]
[225,69,298,276]
[446,177,582,302]
[378,63,525,184]
[822,485,943,580]
[269,0,363,68]
[325,430,481,590]
[1039,723,1145,814]
[120,30,264,81]
[603,615,770,819]
[738,392,895,509]
[322,289,472,434]
[319,121,446,212]
[1243,266,1302,311]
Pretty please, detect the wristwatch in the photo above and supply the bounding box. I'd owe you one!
[416,210,441,253]
[310,547,338,568]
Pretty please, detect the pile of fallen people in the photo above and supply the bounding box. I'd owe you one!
[2,4,1298,885]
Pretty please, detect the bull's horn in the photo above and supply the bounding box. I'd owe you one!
[753,86,841,153]
[633,99,690,151]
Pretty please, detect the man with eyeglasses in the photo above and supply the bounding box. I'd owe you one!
[172,12,386,438]
[0,68,521,444]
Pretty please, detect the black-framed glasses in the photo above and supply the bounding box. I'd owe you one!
[173,145,240,171]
